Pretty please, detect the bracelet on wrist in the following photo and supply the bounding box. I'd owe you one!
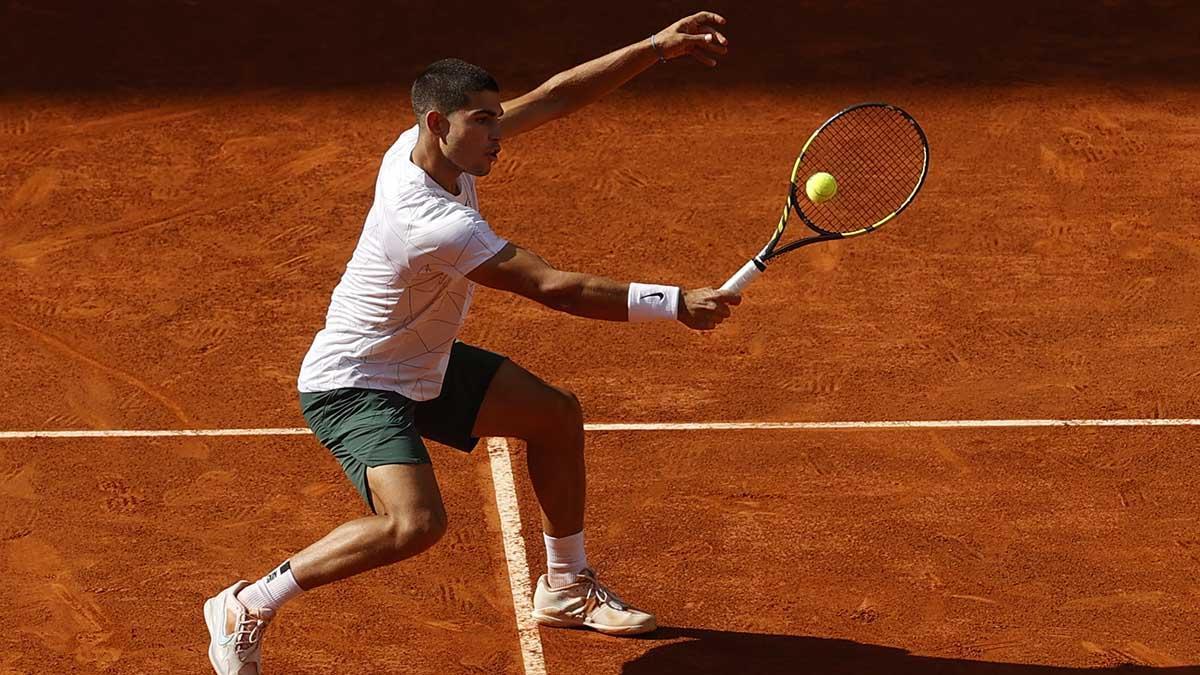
[649,33,667,63]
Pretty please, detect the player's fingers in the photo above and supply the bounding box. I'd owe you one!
[714,290,742,305]
[693,11,726,26]
[688,51,718,67]
[699,33,729,55]
[704,27,729,47]
[705,299,731,316]
[688,32,726,49]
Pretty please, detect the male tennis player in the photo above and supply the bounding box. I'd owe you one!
[204,12,735,674]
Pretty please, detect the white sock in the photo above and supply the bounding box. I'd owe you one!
[544,531,588,588]
[236,560,304,612]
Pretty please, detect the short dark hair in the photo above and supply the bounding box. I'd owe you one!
[411,58,499,124]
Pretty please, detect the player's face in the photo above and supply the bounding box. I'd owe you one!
[444,90,503,177]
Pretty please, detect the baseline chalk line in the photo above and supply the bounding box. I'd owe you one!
[3,418,1199,439]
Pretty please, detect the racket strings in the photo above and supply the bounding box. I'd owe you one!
[795,105,927,235]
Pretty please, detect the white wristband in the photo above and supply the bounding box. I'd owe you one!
[627,283,680,322]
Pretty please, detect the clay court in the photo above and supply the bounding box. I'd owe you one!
[3,1,1200,673]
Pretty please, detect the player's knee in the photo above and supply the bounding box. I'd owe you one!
[518,385,583,446]
[549,387,583,438]
[382,506,447,559]
[562,388,583,425]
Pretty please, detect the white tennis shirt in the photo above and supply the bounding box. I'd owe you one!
[297,125,508,401]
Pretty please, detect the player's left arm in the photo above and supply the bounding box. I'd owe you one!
[466,242,738,329]
[499,11,728,139]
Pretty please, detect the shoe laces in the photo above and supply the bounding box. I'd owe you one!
[233,609,271,657]
[579,569,628,611]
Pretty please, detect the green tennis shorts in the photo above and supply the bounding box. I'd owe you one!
[299,341,507,513]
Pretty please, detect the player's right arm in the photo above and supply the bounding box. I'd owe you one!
[498,12,729,139]
[466,243,739,330]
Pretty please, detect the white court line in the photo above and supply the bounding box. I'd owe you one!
[587,418,1200,430]
[0,427,315,438]
[3,418,1200,439]
[486,437,547,675]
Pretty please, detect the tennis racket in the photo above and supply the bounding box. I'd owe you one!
[720,102,929,293]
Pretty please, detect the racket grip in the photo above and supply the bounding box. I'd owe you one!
[719,258,765,294]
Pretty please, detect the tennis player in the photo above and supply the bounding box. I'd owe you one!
[204,12,734,674]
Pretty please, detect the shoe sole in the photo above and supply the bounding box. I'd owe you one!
[532,611,656,636]
[203,596,223,673]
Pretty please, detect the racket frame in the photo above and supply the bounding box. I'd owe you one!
[719,103,928,294]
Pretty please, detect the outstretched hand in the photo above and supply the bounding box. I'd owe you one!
[678,288,741,330]
[653,12,729,67]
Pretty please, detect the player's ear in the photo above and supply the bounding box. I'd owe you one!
[424,110,450,138]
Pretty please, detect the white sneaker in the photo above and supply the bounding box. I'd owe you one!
[532,568,656,636]
[203,580,274,674]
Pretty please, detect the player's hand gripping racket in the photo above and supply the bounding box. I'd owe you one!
[720,102,929,293]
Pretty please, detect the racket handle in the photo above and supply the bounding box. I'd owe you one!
[719,258,765,294]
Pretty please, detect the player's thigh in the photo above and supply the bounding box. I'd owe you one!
[301,387,433,514]
[471,359,582,441]
[366,462,446,525]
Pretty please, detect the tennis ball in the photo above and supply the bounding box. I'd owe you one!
[805,172,838,203]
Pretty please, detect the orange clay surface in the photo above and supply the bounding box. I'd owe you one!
[3,2,1200,673]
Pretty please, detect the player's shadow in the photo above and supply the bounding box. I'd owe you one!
[622,627,1199,674]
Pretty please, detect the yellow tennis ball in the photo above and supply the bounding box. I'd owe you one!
[805,172,838,203]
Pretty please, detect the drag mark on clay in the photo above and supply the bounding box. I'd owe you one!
[0,463,35,500]
[4,142,349,263]
[960,637,1023,656]
[54,105,208,137]
[4,538,123,669]
[948,594,998,605]
[5,167,61,210]
[265,221,322,246]
[850,596,880,623]
[1117,479,1146,508]
[927,431,969,473]
[0,318,208,455]
[1062,591,1164,611]
[278,143,344,178]
[269,253,313,281]
[0,500,35,542]
[485,153,527,187]
[1081,640,1185,667]
[0,168,62,252]
[931,532,986,565]
[193,321,231,356]
[1117,277,1157,307]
